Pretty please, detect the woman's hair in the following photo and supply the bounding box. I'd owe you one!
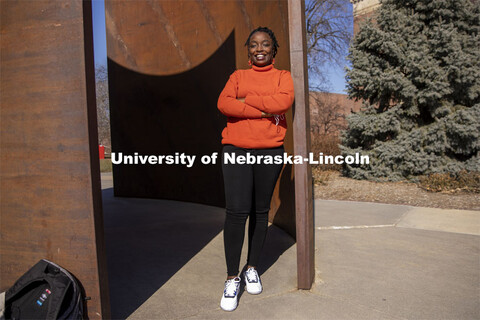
[244,26,279,57]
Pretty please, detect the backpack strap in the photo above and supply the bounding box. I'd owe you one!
[45,272,71,319]
[0,291,6,320]
[42,260,82,320]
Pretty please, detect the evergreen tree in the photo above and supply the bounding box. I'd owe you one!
[342,0,480,181]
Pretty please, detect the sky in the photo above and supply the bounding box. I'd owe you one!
[321,60,349,94]
[92,0,107,67]
[91,0,351,94]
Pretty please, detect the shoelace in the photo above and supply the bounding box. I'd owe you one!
[224,278,238,297]
[245,268,259,283]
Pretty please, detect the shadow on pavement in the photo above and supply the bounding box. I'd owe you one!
[236,224,296,305]
[102,188,224,319]
[102,188,295,319]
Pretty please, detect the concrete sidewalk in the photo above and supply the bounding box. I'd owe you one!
[100,173,480,319]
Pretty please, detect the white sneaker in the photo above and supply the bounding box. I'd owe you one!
[220,277,241,311]
[243,267,262,294]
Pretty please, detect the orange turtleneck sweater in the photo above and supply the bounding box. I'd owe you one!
[217,64,294,149]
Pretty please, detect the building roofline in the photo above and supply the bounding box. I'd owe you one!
[350,0,381,17]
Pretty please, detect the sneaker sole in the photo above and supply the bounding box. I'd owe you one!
[220,294,238,311]
[220,303,238,312]
[245,287,262,295]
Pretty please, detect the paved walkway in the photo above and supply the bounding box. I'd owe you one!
[100,173,480,319]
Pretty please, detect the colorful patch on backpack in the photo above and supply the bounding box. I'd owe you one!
[36,288,52,307]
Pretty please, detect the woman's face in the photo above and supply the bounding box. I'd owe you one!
[248,31,274,67]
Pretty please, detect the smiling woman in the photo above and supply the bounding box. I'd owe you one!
[217,26,294,312]
[245,28,278,67]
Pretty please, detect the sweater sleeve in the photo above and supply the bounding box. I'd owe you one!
[244,71,294,114]
[217,72,263,118]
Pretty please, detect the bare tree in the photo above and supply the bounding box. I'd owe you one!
[310,92,347,135]
[306,0,352,90]
[95,65,111,153]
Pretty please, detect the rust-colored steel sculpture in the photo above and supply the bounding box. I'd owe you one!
[0,1,312,317]
[0,1,110,318]
[105,0,297,236]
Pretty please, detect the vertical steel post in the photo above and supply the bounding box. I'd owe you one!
[288,0,315,289]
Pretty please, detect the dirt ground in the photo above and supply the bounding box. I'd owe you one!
[314,171,480,211]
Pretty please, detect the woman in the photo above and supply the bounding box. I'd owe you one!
[217,26,294,312]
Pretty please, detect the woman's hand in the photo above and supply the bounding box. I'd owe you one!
[237,97,273,117]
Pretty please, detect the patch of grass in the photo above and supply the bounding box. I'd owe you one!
[418,171,480,193]
[312,167,334,186]
[99,159,112,173]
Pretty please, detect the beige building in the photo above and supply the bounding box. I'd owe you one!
[350,0,381,34]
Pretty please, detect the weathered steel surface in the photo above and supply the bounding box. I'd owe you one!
[105,0,290,75]
[288,0,315,289]
[0,1,110,318]
[106,0,297,236]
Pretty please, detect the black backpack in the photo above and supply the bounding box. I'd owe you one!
[1,259,86,319]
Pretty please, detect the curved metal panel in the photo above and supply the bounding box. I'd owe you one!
[106,0,290,74]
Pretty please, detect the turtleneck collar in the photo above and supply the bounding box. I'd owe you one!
[251,63,274,72]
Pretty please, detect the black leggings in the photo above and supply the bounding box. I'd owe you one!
[222,144,284,276]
